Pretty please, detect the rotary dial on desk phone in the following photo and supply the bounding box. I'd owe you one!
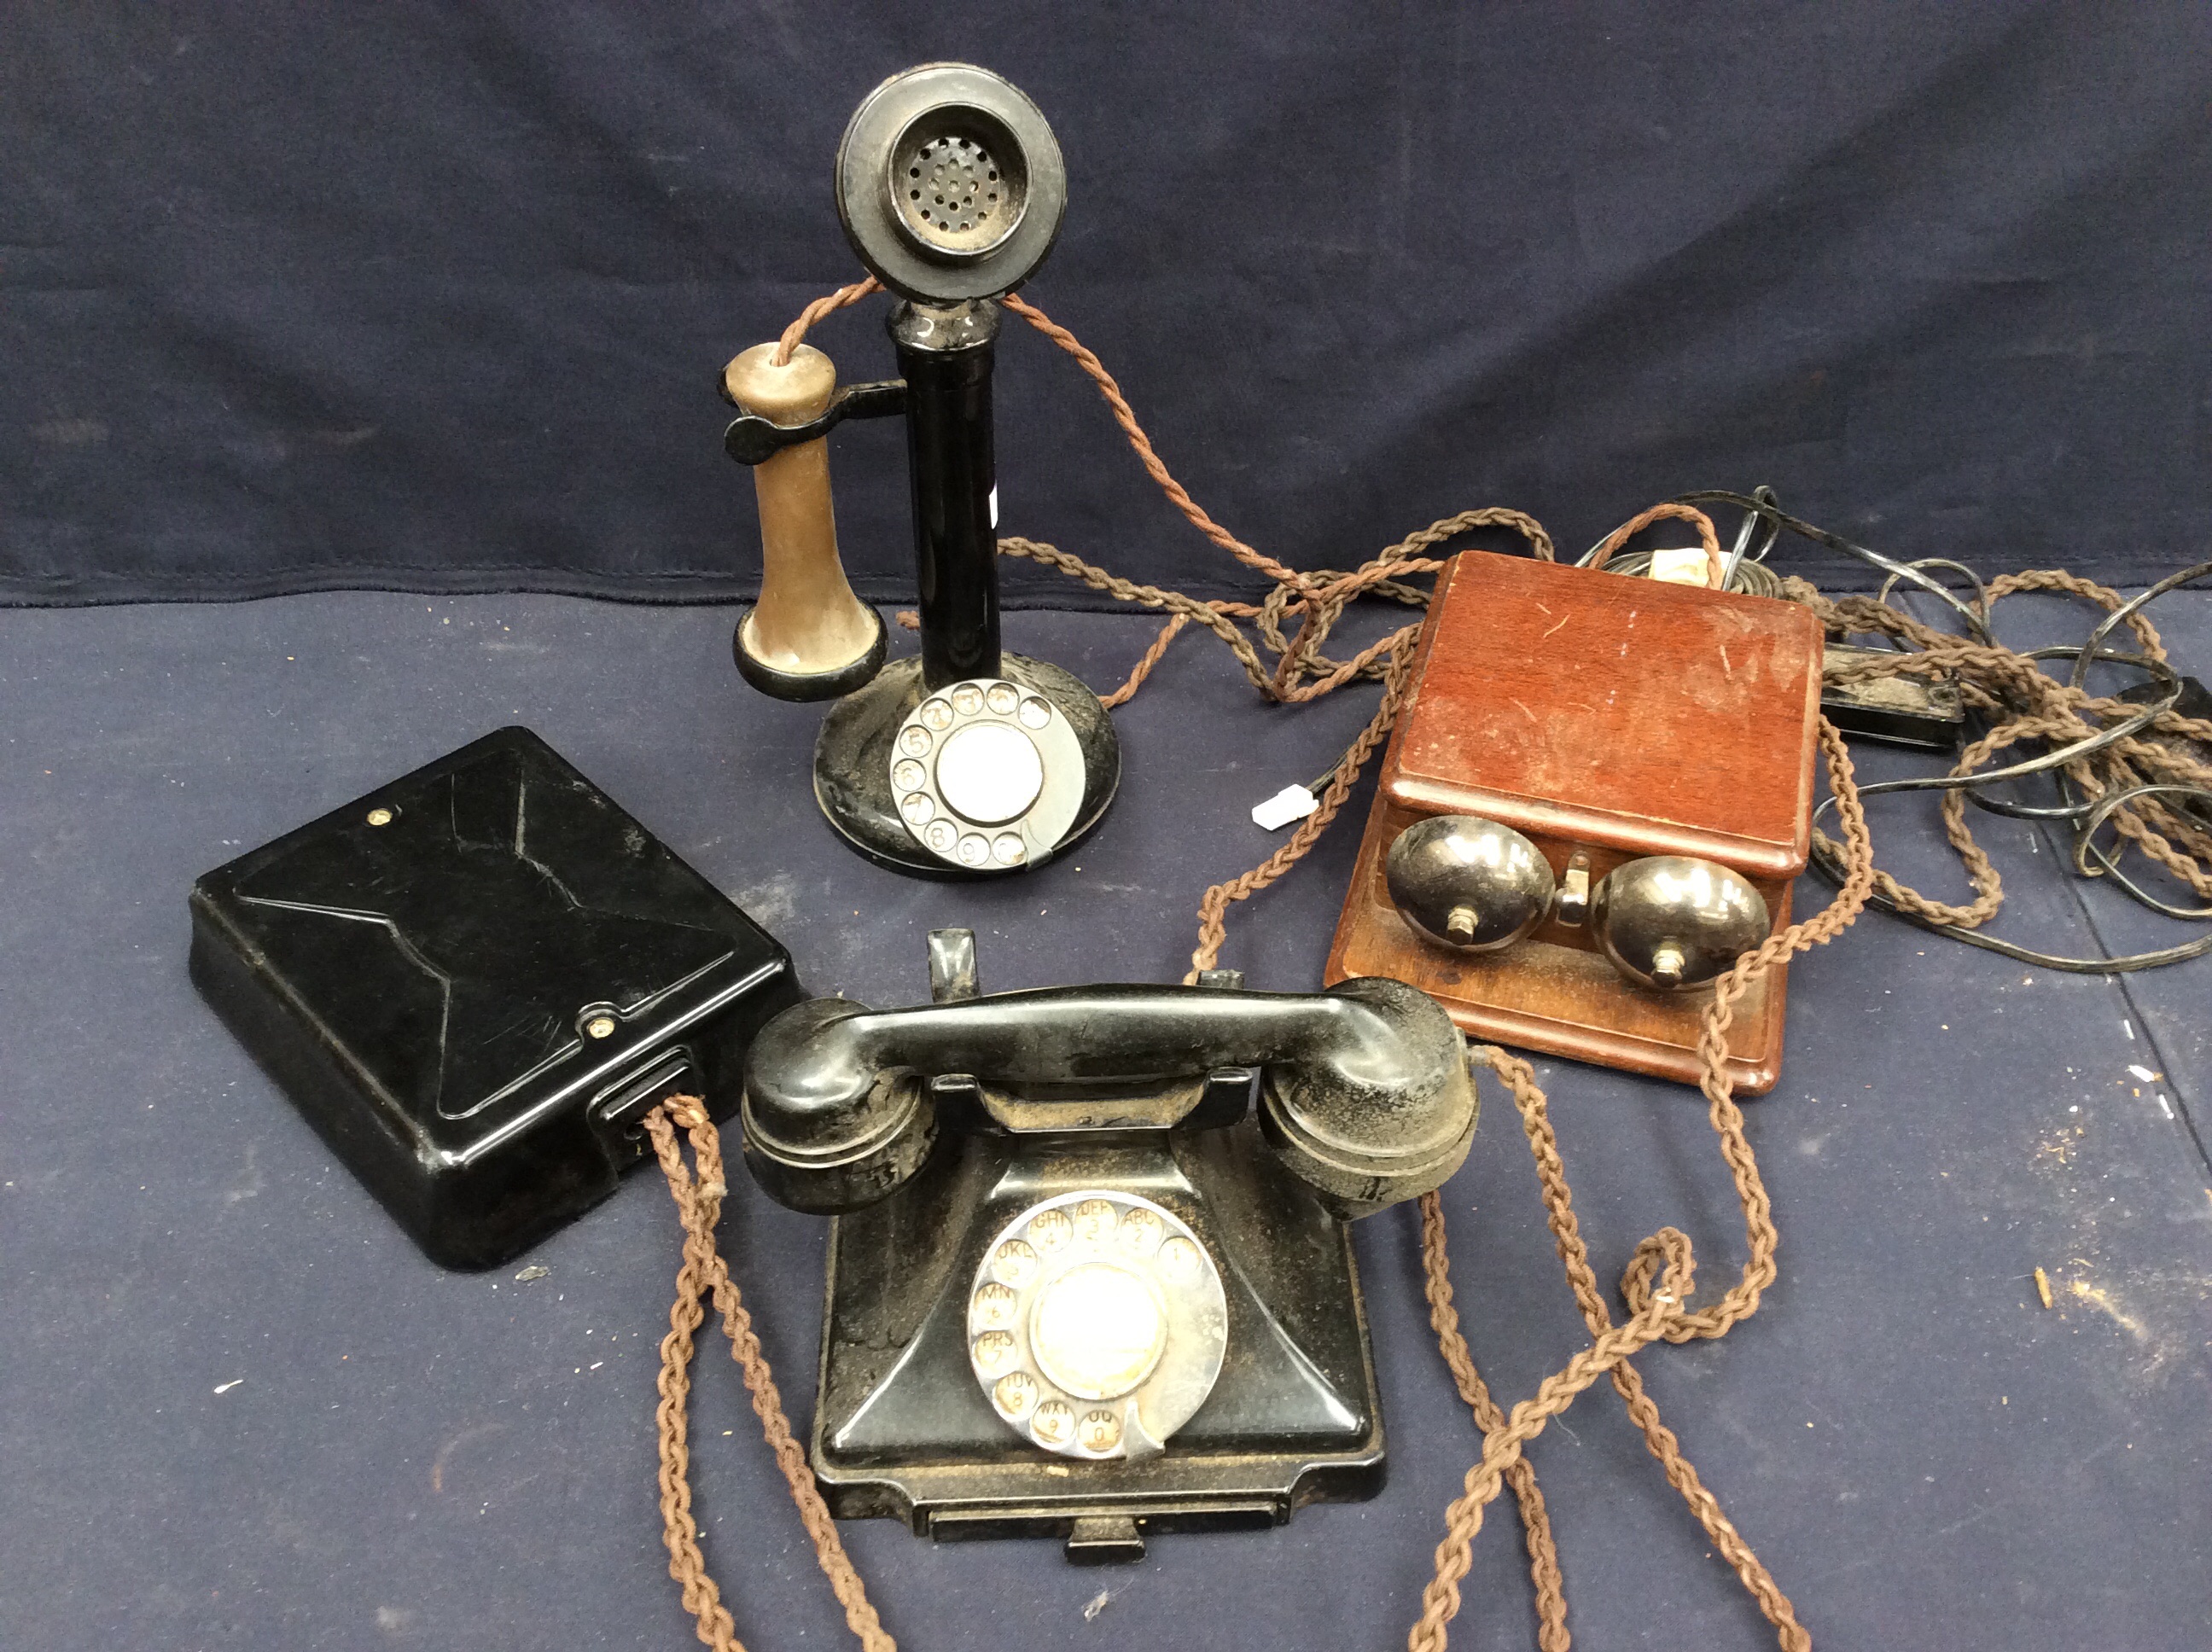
[968,1190,1228,1460]
[890,678,1086,870]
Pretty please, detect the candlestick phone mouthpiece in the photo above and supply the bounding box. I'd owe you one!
[722,64,1116,879]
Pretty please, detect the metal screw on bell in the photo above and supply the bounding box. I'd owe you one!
[1385,815,1557,951]
[1589,856,1771,990]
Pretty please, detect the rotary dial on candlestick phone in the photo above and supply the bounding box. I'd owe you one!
[738,928,1478,1560]
[720,63,1117,877]
[890,675,1086,870]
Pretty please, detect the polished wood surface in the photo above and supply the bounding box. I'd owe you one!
[1386,550,1824,879]
[1326,551,1821,1093]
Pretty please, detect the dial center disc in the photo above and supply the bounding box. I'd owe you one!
[934,720,1045,825]
[1027,1261,1167,1401]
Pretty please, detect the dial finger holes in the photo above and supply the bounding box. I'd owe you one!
[991,1238,1039,1287]
[1117,1207,1162,1254]
[972,1329,1017,1374]
[1156,1236,1201,1282]
[1078,1411,1121,1453]
[1030,1400,1074,1447]
[992,1370,1038,1419]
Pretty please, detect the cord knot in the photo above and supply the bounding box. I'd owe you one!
[1620,1226,1697,1328]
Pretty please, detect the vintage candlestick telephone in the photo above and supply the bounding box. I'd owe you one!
[738,928,1477,1561]
[720,64,1118,878]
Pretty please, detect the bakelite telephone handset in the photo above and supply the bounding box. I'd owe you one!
[735,929,1477,1559]
[720,64,1117,879]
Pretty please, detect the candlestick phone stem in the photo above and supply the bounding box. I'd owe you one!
[894,301,1001,687]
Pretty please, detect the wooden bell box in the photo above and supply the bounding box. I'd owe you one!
[1324,550,1825,1093]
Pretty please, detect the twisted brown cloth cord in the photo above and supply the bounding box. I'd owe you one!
[1181,626,1421,981]
[643,281,1912,1650]
[1001,289,1567,703]
[1586,500,1726,590]
[1001,292,1324,596]
[1784,572,2212,919]
[771,277,882,367]
[644,1100,897,1652]
[998,510,1552,710]
[1394,735,1872,1652]
[1447,724,1869,1649]
[1417,1190,1571,1652]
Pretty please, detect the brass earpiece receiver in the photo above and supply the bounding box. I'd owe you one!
[724,341,889,701]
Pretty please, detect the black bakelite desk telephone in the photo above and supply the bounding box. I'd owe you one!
[738,929,1476,1561]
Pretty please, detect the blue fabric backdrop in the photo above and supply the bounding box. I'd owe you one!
[4,2,2209,605]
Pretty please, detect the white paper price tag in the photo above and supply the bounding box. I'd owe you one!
[1649,545,1714,587]
[1251,784,1320,831]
